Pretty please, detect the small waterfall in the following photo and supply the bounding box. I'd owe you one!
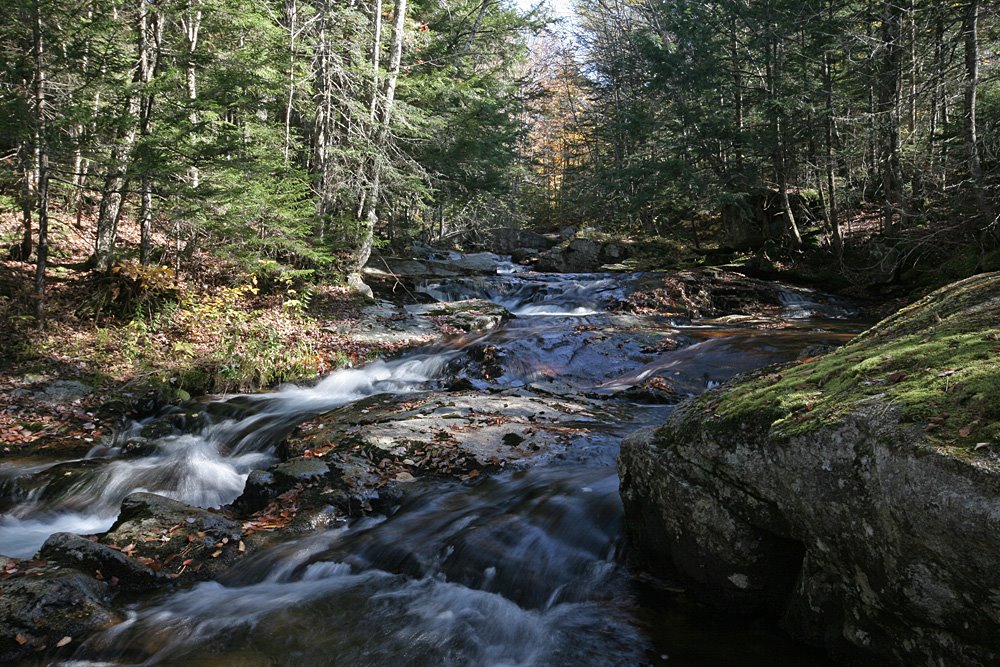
[0,353,456,558]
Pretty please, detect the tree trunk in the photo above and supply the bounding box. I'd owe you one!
[356,0,407,272]
[18,142,33,260]
[31,0,49,323]
[368,0,382,123]
[284,0,298,161]
[138,0,163,264]
[824,1,842,256]
[878,0,905,234]
[963,0,992,224]
[765,31,801,248]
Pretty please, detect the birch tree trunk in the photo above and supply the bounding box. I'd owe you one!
[355,0,407,272]
[138,0,163,264]
[32,0,50,323]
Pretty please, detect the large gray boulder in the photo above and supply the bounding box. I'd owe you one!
[618,272,1000,665]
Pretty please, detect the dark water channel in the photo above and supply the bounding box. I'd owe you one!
[1,262,862,665]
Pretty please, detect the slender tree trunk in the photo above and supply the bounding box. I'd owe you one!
[368,0,382,123]
[94,102,139,271]
[31,0,49,323]
[284,0,298,161]
[765,32,801,248]
[356,0,407,271]
[928,13,944,190]
[18,142,33,260]
[824,1,842,255]
[878,0,905,234]
[138,0,162,264]
[963,0,992,224]
[729,14,744,179]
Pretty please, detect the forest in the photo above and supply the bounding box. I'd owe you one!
[2,1,1000,663]
[2,0,997,316]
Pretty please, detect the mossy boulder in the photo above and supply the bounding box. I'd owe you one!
[619,272,1000,665]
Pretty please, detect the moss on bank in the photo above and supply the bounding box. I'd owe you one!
[689,272,1000,451]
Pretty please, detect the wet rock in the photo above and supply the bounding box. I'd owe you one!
[0,563,121,662]
[619,272,1000,665]
[102,492,244,583]
[364,252,504,280]
[274,457,330,482]
[413,299,512,332]
[490,228,554,254]
[235,470,279,513]
[121,436,157,458]
[617,376,679,404]
[38,532,167,592]
[137,408,207,439]
[286,391,615,490]
[617,270,852,320]
[511,247,540,265]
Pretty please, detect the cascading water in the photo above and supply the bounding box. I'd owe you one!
[0,354,455,559]
[2,262,858,666]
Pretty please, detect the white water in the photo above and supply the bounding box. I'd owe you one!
[0,354,453,558]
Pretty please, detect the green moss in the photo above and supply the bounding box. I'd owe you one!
[702,273,1000,451]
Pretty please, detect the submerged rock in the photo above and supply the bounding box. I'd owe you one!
[619,272,1000,665]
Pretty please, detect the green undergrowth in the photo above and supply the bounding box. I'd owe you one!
[694,272,1000,452]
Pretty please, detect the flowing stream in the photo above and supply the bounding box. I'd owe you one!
[1,261,862,665]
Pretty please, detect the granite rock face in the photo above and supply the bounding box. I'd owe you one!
[619,272,1000,665]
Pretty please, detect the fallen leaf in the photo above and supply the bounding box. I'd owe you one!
[56,636,72,648]
[936,369,956,378]
[959,425,972,438]
[15,634,27,646]
[238,540,246,553]
[887,372,908,383]
[211,550,222,558]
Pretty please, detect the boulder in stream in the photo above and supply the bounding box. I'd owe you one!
[0,560,121,662]
[619,272,1000,665]
[407,298,512,332]
[98,492,246,584]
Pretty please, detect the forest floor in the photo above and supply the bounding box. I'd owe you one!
[0,211,439,460]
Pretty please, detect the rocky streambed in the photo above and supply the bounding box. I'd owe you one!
[1,255,871,664]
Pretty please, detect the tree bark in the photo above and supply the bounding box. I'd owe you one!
[138,0,163,264]
[877,0,905,234]
[18,142,33,260]
[355,0,407,272]
[963,0,993,224]
[31,0,49,323]
[824,0,841,256]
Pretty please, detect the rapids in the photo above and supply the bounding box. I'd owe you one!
[1,258,860,665]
